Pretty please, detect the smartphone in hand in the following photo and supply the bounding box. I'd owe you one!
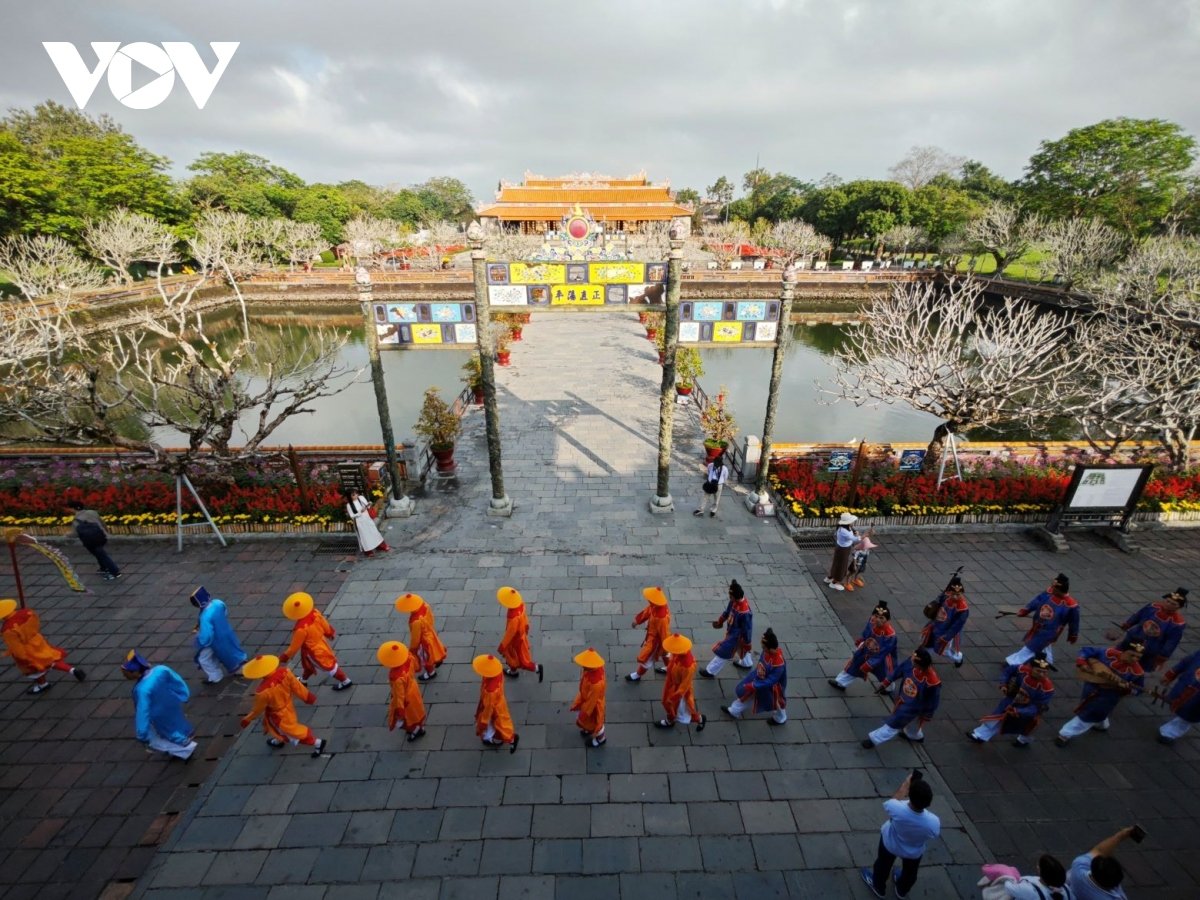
[1130,824,1146,844]
[911,769,924,782]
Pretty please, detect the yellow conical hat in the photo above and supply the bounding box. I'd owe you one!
[282,592,314,620]
[376,641,410,668]
[497,586,524,608]
[662,633,692,655]
[0,599,18,620]
[472,654,503,677]
[395,593,425,613]
[243,654,280,679]
[642,586,668,606]
[573,647,605,668]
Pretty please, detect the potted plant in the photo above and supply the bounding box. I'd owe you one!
[461,353,484,405]
[699,385,738,462]
[494,311,524,342]
[644,309,664,341]
[495,331,513,367]
[414,387,463,474]
[675,346,703,396]
[653,328,666,365]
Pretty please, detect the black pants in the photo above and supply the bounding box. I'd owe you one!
[83,542,120,576]
[871,837,921,896]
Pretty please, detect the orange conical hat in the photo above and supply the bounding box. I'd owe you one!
[662,633,692,655]
[395,593,425,613]
[642,586,668,606]
[243,654,280,679]
[573,647,605,668]
[497,586,524,609]
[472,654,503,677]
[376,641,410,667]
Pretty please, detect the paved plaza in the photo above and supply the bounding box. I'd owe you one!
[1,312,1198,898]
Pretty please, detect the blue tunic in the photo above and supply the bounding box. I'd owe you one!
[882,660,941,729]
[1119,602,1185,670]
[195,598,248,672]
[980,663,1055,735]
[921,593,970,654]
[712,598,753,660]
[133,665,194,746]
[735,648,786,713]
[845,622,898,682]
[1164,649,1200,723]
[1019,591,1080,653]
[1074,647,1144,723]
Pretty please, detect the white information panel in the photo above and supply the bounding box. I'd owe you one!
[1067,467,1146,509]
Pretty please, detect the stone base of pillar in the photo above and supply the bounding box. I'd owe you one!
[1030,526,1069,553]
[649,494,674,515]
[384,496,416,518]
[744,491,775,517]
[486,495,514,518]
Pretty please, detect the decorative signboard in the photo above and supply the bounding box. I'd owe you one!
[898,449,926,472]
[374,301,477,346]
[678,299,782,344]
[1045,463,1154,534]
[828,450,854,473]
[484,260,669,308]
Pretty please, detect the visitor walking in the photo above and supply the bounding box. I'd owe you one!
[694,453,729,518]
[0,598,86,694]
[240,653,327,757]
[700,579,753,678]
[190,586,247,685]
[345,489,389,557]
[861,771,941,900]
[824,512,858,591]
[67,500,121,580]
[122,651,196,761]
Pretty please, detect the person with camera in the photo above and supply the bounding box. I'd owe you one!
[694,452,729,518]
[1067,825,1141,898]
[861,770,940,899]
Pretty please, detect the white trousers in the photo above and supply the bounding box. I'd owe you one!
[970,720,1032,744]
[706,651,753,676]
[674,698,693,725]
[1058,716,1109,739]
[1160,716,1193,740]
[1005,645,1053,667]
[868,719,924,746]
[697,484,724,514]
[728,695,786,723]
[197,647,226,683]
[834,670,860,688]
[148,725,197,760]
[933,645,964,664]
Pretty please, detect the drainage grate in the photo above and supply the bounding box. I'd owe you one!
[314,538,358,555]
[791,534,831,550]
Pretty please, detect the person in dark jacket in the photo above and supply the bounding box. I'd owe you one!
[68,501,121,580]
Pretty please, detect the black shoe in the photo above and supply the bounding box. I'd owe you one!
[654,719,674,729]
[72,668,86,682]
[1054,736,1069,748]
[311,738,327,758]
[767,717,785,727]
[966,731,985,743]
[503,667,520,678]
[709,511,716,518]
[624,673,641,683]
[1012,740,1031,749]
[418,671,437,682]
[698,669,715,679]
[407,728,426,743]
[590,734,606,748]
[900,732,924,743]
[827,678,846,691]
[331,679,353,691]
[654,665,668,675]
[954,659,964,669]
[692,510,703,517]
[721,706,739,720]
[267,738,284,748]
[696,714,706,732]
[510,733,520,754]
[537,664,544,683]
[482,738,502,748]
[860,738,875,749]
[27,681,52,695]
[1157,733,1176,746]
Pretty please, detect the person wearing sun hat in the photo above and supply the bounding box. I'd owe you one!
[121,650,196,760]
[571,647,608,747]
[396,593,448,682]
[723,628,788,725]
[825,512,859,592]
[378,641,426,743]
[656,634,706,731]
[0,598,85,694]
[1114,587,1188,672]
[496,587,543,682]
[278,592,352,691]
[473,654,519,752]
[190,586,247,685]
[240,653,327,757]
[626,586,671,682]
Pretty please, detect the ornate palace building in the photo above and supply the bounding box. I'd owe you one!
[476,171,694,235]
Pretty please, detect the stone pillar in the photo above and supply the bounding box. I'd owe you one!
[745,268,796,515]
[468,222,513,517]
[650,226,685,514]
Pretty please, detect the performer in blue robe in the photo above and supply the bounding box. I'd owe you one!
[701,579,753,677]
[192,586,248,684]
[968,653,1056,747]
[122,651,197,760]
[1157,647,1200,745]
[863,649,941,747]
[1117,588,1187,672]
[722,628,786,724]
[830,602,897,690]
[920,574,970,667]
[1006,573,1079,666]
[1056,644,1144,746]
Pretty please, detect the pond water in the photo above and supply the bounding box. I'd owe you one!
[155,307,943,448]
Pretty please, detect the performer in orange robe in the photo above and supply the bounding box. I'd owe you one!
[378,640,426,742]
[396,593,448,681]
[278,592,352,690]
[656,633,706,730]
[571,647,608,747]
[626,586,671,682]
[240,654,327,757]
[474,654,519,752]
[496,587,544,681]
[0,599,85,693]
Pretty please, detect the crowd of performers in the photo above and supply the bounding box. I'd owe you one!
[2,568,1195,763]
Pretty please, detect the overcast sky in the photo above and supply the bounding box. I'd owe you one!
[6,0,1200,204]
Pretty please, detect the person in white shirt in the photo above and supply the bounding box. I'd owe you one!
[694,454,729,518]
[1066,827,1136,899]
[861,771,940,899]
[824,512,859,591]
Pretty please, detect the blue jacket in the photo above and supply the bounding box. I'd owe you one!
[1074,646,1144,723]
[735,648,786,713]
[845,622,898,682]
[1119,602,1185,670]
[1019,591,1079,652]
[882,660,941,728]
[1165,649,1200,723]
[712,597,753,660]
[981,663,1055,735]
[195,598,247,672]
[133,665,194,745]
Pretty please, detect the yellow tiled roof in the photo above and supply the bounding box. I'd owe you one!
[476,203,691,221]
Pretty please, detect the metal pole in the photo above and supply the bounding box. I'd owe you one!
[468,222,513,517]
[357,268,414,517]
[748,268,796,510]
[650,226,685,513]
[5,532,25,608]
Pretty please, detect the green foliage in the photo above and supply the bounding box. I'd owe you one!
[292,184,354,244]
[185,150,303,219]
[699,386,738,445]
[675,346,704,388]
[910,183,980,244]
[461,354,483,391]
[412,176,476,223]
[956,160,1016,204]
[413,387,462,448]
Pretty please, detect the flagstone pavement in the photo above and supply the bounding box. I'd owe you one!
[1,311,1197,899]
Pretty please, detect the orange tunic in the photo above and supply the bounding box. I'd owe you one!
[409,605,448,672]
[475,674,515,742]
[497,607,535,671]
[242,668,316,742]
[634,604,671,665]
[387,659,426,731]
[662,650,700,720]
[571,667,607,734]
[282,610,338,671]
[1,609,66,675]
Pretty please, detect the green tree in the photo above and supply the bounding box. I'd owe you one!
[1021,117,1197,236]
[292,184,354,244]
[382,189,427,227]
[185,151,304,219]
[909,183,980,244]
[957,160,1015,204]
[335,180,389,218]
[412,176,475,223]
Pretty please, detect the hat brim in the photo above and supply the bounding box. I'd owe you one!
[662,635,692,655]
[0,599,18,619]
[573,649,606,668]
[472,654,504,677]
[642,587,668,606]
[395,594,424,613]
[243,655,280,679]
[377,642,410,667]
[497,588,524,609]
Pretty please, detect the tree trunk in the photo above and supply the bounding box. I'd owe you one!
[921,421,957,475]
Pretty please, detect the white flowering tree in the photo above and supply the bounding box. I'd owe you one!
[761,219,832,268]
[701,221,750,269]
[962,202,1043,277]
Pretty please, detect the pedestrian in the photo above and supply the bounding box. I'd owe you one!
[1113,587,1187,672]
[626,586,670,682]
[693,452,729,518]
[700,579,753,678]
[920,572,970,667]
[722,627,787,725]
[278,591,352,691]
[1005,573,1079,667]
[860,771,941,900]
[345,488,390,557]
[655,633,706,731]
[67,500,121,580]
[0,598,86,694]
[968,652,1056,748]
[862,648,942,748]
[473,653,520,753]
[977,854,1071,899]
[496,586,544,681]
[121,651,196,761]
[823,512,858,592]
[378,640,426,743]
[239,653,327,757]
[829,602,898,692]
[190,586,247,685]
[1067,826,1138,899]
[1157,646,1200,745]
[1056,643,1145,747]
[570,647,607,747]
[395,593,447,681]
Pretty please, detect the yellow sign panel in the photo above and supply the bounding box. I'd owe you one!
[549,285,605,305]
[712,321,744,342]
[508,263,566,285]
[588,262,645,284]
[411,324,444,344]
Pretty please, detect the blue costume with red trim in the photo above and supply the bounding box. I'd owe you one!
[735,646,786,713]
[1074,646,1144,723]
[1163,649,1200,723]
[880,660,941,729]
[712,597,753,661]
[921,592,969,656]
[1017,590,1080,653]
[844,620,898,682]
[980,663,1055,736]
[1119,602,1185,671]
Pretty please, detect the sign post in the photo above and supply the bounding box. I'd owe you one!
[1036,464,1154,554]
